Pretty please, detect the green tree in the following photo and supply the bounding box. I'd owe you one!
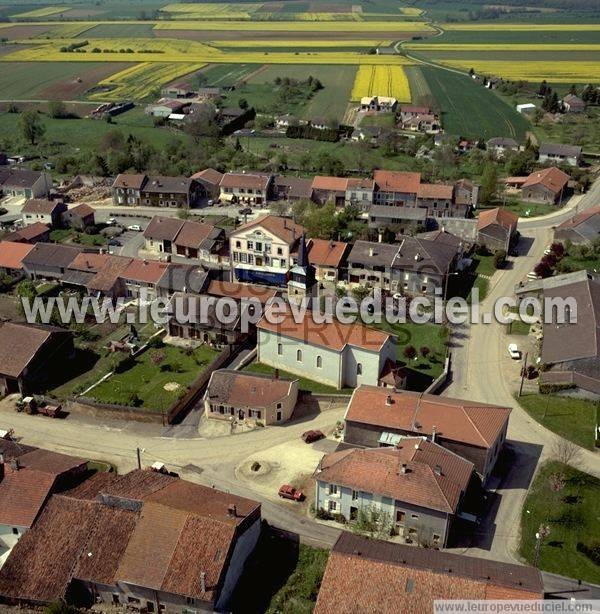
[48,100,68,119]
[480,162,498,206]
[351,505,392,539]
[20,109,46,146]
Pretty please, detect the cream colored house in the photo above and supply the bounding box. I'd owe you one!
[204,369,298,426]
[257,306,396,389]
[229,215,305,286]
[219,172,273,205]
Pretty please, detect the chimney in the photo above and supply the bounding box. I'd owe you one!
[400,463,408,474]
[378,232,383,243]
[434,465,442,476]
[275,368,279,379]
[227,504,237,518]
[369,247,374,257]
[0,451,4,480]
[385,394,392,406]
[9,458,20,471]
[431,425,436,443]
[200,571,206,594]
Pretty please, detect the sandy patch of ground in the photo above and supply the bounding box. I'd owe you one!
[163,382,180,392]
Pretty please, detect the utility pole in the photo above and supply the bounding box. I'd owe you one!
[533,524,550,567]
[136,447,141,470]
[518,351,529,397]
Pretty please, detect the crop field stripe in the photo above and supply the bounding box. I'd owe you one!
[209,39,391,48]
[153,20,433,31]
[11,6,68,18]
[420,66,530,140]
[406,44,600,51]
[350,65,411,102]
[437,59,600,83]
[442,23,600,31]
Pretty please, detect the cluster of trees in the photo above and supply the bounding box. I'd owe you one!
[290,200,368,242]
[538,81,562,113]
[581,84,600,105]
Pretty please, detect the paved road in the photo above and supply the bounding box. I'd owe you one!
[444,178,600,565]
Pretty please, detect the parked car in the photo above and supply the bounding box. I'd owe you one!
[278,484,304,501]
[106,217,118,226]
[526,271,540,281]
[302,429,325,444]
[238,207,252,216]
[508,343,522,360]
[107,239,121,247]
[127,224,142,232]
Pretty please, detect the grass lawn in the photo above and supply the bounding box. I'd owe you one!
[243,361,352,394]
[230,529,328,614]
[468,275,490,302]
[361,113,396,128]
[89,344,218,412]
[371,319,447,378]
[520,461,600,584]
[507,305,532,336]
[472,254,496,277]
[50,228,107,247]
[477,200,559,219]
[418,65,531,140]
[518,394,598,450]
[561,254,600,274]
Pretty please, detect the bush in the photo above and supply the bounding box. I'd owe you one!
[332,513,347,524]
[315,508,333,520]
[577,542,600,565]
[539,383,576,394]
[147,336,164,349]
[493,249,507,269]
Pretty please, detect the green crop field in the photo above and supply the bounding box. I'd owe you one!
[420,66,531,140]
[248,64,357,121]
[82,23,158,38]
[198,63,262,87]
[409,29,600,45]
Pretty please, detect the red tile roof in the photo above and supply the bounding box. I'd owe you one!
[68,203,95,218]
[22,199,62,214]
[312,176,349,192]
[113,173,146,190]
[316,439,473,513]
[345,386,511,449]
[207,279,277,304]
[9,222,49,241]
[417,183,454,200]
[374,170,421,194]
[476,207,518,232]
[233,215,305,246]
[522,166,569,194]
[307,238,349,268]
[122,258,170,284]
[87,255,132,292]
[0,240,34,270]
[220,172,271,190]
[207,369,296,408]
[191,167,224,185]
[258,306,392,353]
[315,533,543,613]
[174,220,216,249]
[556,205,600,229]
[68,251,109,272]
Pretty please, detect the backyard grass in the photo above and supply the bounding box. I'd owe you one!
[243,361,351,394]
[230,530,328,614]
[520,461,600,584]
[89,344,218,412]
[370,319,447,378]
[50,228,107,247]
[472,254,496,277]
[561,254,600,274]
[477,200,560,219]
[419,65,530,140]
[518,394,598,450]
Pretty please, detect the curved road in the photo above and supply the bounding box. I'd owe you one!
[444,180,600,564]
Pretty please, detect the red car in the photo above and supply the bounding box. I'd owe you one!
[278,484,304,501]
[302,429,325,444]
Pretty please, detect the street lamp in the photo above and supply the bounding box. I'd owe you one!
[533,524,550,567]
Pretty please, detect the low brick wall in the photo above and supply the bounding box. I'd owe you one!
[67,398,163,423]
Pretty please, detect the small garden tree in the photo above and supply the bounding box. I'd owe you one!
[403,345,417,360]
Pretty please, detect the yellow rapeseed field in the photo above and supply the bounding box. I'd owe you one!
[442,23,600,30]
[441,60,600,83]
[351,65,411,102]
[211,39,392,48]
[12,6,67,18]
[406,43,600,51]
[159,3,262,20]
[153,20,433,31]
[89,62,206,101]
[2,37,416,66]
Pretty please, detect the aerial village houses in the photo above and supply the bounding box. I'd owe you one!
[307,238,349,283]
[21,199,66,228]
[229,215,305,285]
[0,322,75,395]
[112,174,203,208]
[487,137,519,158]
[538,143,582,167]
[0,241,33,277]
[0,448,87,561]
[314,533,544,613]
[520,167,570,204]
[561,93,586,113]
[190,167,223,201]
[360,95,398,113]
[219,172,273,205]
[314,439,475,547]
[62,203,95,230]
[257,306,396,389]
[476,207,519,253]
[0,469,262,613]
[204,370,299,425]
[21,243,82,281]
[343,386,511,482]
[143,215,225,262]
[0,168,52,199]
[554,206,600,244]
[5,222,50,245]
